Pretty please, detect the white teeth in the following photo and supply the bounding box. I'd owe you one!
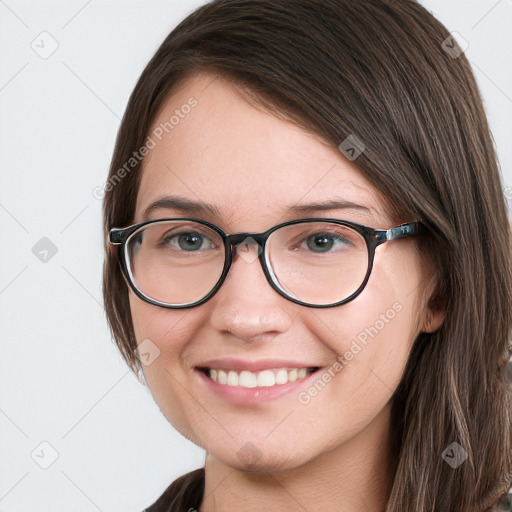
[207,367,311,388]
[256,369,274,387]
[240,370,258,387]
[275,369,288,384]
[227,371,238,386]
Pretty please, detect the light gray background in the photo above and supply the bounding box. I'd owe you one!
[1,1,511,511]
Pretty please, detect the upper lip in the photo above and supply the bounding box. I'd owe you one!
[195,358,321,372]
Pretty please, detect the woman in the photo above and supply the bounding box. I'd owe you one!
[101,0,512,510]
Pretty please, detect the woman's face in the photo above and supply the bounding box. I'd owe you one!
[129,72,440,472]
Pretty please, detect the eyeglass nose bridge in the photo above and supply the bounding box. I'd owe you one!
[221,231,283,302]
[225,232,268,257]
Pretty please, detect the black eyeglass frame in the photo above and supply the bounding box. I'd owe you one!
[109,217,427,309]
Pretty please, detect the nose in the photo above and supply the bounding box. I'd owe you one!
[208,239,294,342]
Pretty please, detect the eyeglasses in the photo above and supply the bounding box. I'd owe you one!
[109,217,426,309]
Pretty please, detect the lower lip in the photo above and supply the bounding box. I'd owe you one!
[195,368,321,405]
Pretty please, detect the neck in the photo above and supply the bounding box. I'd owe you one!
[199,405,395,512]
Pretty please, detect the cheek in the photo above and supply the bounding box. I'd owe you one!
[128,292,195,378]
[303,252,421,409]
[129,293,207,440]
[129,288,195,345]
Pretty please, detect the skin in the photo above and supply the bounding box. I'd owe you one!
[129,72,445,511]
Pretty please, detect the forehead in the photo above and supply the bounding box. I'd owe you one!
[135,72,390,229]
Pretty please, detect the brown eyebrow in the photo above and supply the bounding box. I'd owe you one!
[143,196,221,219]
[287,199,374,217]
[142,195,376,220]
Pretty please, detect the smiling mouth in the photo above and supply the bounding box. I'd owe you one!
[196,366,320,388]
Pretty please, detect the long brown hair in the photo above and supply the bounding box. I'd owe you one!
[101,1,512,509]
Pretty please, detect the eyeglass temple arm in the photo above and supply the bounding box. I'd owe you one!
[379,221,426,243]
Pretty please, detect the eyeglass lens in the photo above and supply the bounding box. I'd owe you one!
[125,220,369,306]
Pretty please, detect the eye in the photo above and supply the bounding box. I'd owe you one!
[161,231,216,251]
[304,232,353,253]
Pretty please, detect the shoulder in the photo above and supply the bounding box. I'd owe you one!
[142,467,205,512]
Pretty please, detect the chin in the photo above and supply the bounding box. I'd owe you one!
[209,442,311,473]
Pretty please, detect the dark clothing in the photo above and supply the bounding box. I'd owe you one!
[142,467,512,511]
[143,468,205,512]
